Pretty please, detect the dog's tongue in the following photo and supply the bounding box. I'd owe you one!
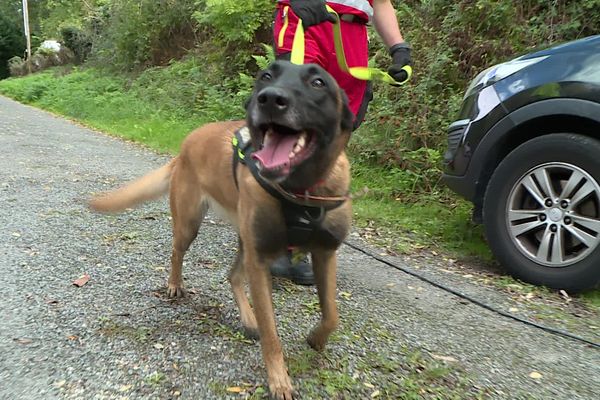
[252,132,299,169]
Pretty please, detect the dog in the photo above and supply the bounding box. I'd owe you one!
[90,60,355,399]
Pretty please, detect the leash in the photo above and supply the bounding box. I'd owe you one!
[289,5,412,86]
[268,181,349,209]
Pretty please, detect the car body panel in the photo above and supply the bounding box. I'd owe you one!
[443,98,600,202]
[442,35,600,204]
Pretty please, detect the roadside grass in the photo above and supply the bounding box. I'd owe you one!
[351,162,492,259]
[0,67,205,154]
[1,66,598,311]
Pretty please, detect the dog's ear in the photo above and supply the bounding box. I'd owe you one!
[339,90,355,132]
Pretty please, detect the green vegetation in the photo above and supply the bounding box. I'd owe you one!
[0,3,26,78]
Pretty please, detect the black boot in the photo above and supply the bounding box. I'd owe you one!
[270,252,314,286]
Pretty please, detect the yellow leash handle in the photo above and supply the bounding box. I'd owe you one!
[290,6,412,86]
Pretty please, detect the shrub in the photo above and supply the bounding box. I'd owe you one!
[61,26,92,64]
[8,56,26,77]
[91,0,198,70]
[0,11,25,79]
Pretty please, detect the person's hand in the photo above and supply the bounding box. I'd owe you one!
[388,43,412,83]
[289,0,336,28]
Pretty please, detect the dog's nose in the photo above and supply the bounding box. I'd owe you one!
[257,87,290,113]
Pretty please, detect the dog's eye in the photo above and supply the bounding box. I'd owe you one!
[311,78,326,88]
[261,72,272,82]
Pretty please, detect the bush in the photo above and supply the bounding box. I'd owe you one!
[0,11,25,79]
[193,0,272,43]
[8,56,26,77]
[61,26,92,64]
[91,0,198,70]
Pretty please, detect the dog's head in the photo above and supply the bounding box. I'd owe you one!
[246,60,354,190]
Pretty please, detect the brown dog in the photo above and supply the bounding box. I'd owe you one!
[90,60,355,399]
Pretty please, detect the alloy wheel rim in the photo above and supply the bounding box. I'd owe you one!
[506,162,600,267]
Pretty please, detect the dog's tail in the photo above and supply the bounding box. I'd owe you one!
[89,157,177,213]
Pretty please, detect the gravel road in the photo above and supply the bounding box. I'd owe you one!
[1,95,599,399]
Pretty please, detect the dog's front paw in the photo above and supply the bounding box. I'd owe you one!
[242,325,260,341]
[306,329,327,352]
[268,374,296,400]
[166,284,187,298]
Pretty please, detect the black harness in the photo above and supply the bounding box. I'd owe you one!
[232,127,345,247]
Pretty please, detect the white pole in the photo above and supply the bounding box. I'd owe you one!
[22,0,32,74]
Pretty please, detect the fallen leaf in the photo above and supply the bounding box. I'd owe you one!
[119,384,132,392]
[72,274,90,287]
[385,283,395,288]
[153,343,164,350]
[363,382,375,388]
[173,391,181,397]
[509,307,519,313]
[14,338,33,345]
[371,390,381,398]
[340,291,352,299]
[66,335,78,341]
[431,354,458,363]
[46,299,59,305]
[559,290,572,302]
[226,386,243,393]
[462,274,473,278]
[54,380,66,388]
[529,371,543,379]
[525,292,535,299]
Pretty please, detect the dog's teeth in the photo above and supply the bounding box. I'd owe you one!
[292,135,306,155]
[297,134,306,148]
[264,130,274,147]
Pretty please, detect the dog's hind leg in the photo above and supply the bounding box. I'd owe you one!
[228,238,259,340]
[307,248,339,351]
[168,183,208,298]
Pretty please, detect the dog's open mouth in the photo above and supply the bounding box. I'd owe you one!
[252,124,316,177]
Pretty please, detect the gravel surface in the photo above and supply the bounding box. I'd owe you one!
[1,95,599,399]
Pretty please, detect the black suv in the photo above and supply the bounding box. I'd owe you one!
[442,35,600,292]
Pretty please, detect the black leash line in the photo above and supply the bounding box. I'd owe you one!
[343,239,600,349]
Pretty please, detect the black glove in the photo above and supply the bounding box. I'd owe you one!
[388,42,412,83]
[289,0,336,28]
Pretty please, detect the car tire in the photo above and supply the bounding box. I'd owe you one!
[483,133,600,292]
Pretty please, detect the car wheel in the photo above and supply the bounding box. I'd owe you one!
[483,133,600,292]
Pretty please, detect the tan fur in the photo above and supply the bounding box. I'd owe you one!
[90,89,352,400]
[90,158,177,212]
